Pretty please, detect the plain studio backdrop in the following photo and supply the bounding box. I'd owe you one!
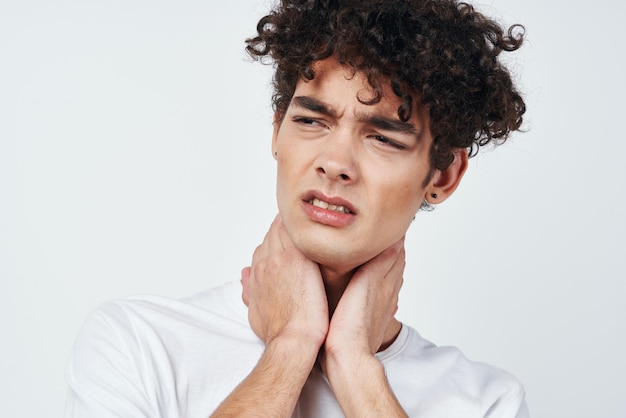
[1,0,624,416]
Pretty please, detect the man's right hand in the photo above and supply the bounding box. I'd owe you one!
[213,217,328,417]
[241,215,329,350]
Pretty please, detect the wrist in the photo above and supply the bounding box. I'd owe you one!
[325,348,381,385]
[265,332,322,369]
[324,351,406,418]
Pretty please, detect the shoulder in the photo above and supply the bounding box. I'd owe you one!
[70,280,248,355]
[85,280,246,329]
[381,325,528,417]
[64,281,255,417]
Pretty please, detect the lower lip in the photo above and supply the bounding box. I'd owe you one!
[302,200,356,227]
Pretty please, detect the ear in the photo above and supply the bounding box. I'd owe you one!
[426,149,468,204]
[271,112,281,160]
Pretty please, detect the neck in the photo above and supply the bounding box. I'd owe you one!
[319,264,354,316]
[319,263,403,353]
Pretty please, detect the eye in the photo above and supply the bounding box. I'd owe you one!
[292,117,326,127]
[370,135,407,150]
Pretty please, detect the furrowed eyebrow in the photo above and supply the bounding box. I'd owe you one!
[291,96,336,117]
[362,114,419,136]
[291,95,421,139]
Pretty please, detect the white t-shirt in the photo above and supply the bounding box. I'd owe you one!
[65,281,528,417]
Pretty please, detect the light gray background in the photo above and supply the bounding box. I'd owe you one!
[1,0,624,417]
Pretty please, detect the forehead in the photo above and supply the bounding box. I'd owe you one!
[285,58,435,158]
[293,59,397,113]
[288,58,430,131]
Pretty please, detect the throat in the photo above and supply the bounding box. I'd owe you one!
[319,265,353,316]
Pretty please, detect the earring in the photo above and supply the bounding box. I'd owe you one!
[431,193,438,199]
[420,199,435,212]
[274,151,278,156]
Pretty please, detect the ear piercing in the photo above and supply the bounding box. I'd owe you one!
[431,193,438,199]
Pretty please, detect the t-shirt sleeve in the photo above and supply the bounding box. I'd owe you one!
[64,303,155,418]
[485,378,529,418]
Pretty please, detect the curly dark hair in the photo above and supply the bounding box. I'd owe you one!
[246,0,525,171]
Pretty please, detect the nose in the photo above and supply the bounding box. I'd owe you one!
[314,129,358,183]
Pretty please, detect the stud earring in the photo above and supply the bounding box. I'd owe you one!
[431,193,438,199]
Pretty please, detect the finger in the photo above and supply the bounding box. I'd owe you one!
[257,213,280,254]
[357,237,405,279]
[386,246,405,290]
[250,224,272,269]
[240,266,251,306]
[269,215,297,254]
[385,247,405,315]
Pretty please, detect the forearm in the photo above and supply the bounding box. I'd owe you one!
[325,352,407,418]
[211,335,319,417]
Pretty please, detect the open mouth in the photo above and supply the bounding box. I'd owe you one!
[301,192,357,227]
[307,197,353,214]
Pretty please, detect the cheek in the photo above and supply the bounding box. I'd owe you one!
[379,175,424,216]
[274,152,305,214]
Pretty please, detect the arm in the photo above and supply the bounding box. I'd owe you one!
[321,239,408,418]
[211,334,319,417]
[323,353,406,417]
[211,217,329,417]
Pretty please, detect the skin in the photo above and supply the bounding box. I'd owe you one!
[274,58,434,278]
[212,58,467,417]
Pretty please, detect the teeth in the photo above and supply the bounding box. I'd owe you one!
[314,198,329,209]
[310,198,351,214]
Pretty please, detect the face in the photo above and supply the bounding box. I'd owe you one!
[273,58,437,273]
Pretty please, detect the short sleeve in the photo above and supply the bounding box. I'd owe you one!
[485,378,529,418]
[64,303,154,418]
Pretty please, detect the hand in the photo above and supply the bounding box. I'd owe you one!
[317,238,407,417]
[241,216,329,348]
[215,218,329,417]
[322,238,405,363]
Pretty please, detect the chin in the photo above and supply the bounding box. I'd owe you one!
[292,234,375,272]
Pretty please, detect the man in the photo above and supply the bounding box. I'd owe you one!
[65,0,528,416]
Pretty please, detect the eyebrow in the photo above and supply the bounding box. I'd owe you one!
[291,95,420,137]
[291,96,333,115]
[363,114,419,136]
